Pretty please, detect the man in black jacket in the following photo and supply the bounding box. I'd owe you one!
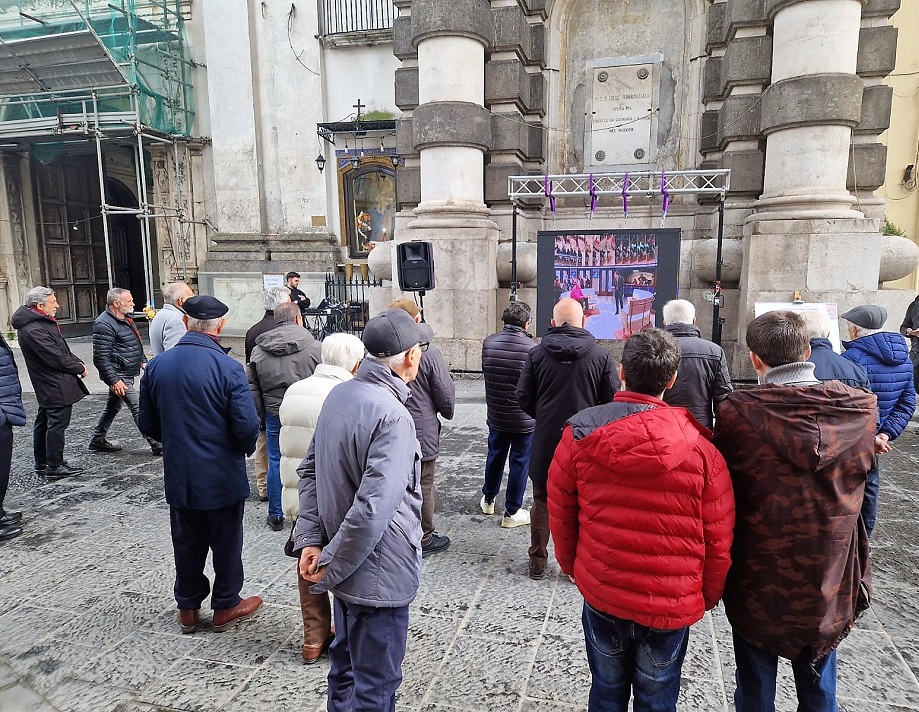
[480,301,535,528]
[662,299,733,429]
[11,287,87,480]
[900,292,919,392]
[803,311,869,389]
[517,298,619,580]
[90,288,161,455]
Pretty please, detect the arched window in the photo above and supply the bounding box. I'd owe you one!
[340,161,396,258]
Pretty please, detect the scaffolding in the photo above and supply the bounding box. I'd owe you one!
[0,0,196,307]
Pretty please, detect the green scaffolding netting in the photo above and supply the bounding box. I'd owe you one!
[0,0,194,137]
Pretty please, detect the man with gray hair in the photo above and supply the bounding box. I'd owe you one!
[295,309,423,707]
[11,287,88,479]
[801,310,868,389]
[245,285,291,501]
[279,332,365,664]
[840,304,916,535]
[661,299,733,429]
[149,281,194,355]
[90,288,162,455]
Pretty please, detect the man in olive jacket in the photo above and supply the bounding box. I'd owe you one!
[11,286,87,479]
[90,288,161,455]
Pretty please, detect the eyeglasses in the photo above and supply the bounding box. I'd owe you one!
[417,341,430,353]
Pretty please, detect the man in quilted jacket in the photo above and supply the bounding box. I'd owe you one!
[548,328,735,712]
[715,310,876,712]
[840,304,916,536]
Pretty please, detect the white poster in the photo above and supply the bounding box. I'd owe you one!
[753,302,842,353]
[262,273,285,290]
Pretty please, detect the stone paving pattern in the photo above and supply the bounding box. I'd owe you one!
[1,361,919,710]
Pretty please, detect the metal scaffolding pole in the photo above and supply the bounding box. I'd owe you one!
[92,93,115,290]
[172,140,188,280]
[133,92,156,308]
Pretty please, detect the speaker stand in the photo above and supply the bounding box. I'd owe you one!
[417,290,426,323]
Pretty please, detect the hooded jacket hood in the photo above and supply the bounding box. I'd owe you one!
[843,332,910,367]
[255,323,317,356]
[541,324,598,360]
[11,305,48,329]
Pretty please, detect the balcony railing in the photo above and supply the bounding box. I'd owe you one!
[319,0,395,36]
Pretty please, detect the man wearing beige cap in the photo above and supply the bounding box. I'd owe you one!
[841,303,916,535]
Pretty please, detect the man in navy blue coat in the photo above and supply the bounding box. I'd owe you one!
[139,295,262,634]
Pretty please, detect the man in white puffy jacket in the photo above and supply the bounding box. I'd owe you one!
[279,333,364,664]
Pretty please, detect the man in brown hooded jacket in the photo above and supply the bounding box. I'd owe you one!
[713,310,876,712]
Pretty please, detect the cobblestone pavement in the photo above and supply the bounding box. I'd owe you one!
[1,373,919,711]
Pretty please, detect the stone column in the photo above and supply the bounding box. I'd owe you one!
[395,0,498,369]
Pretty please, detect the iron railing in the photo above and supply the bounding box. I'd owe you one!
[301,273,381,339]
[319,0,395,36]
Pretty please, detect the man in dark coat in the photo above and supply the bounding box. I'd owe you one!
[287,272,311,318]
[139,295,262,634]
[245,285,291,502]
[899,291,919,391]
[90,288,161,455]
[11,287,87,479]
[661,299,733,429]
[0,330,27,540]
[480,300,536,527]
[801,310,869,389]
[714,310,875,711]
[516,298,619,580]
[390,299,455,557]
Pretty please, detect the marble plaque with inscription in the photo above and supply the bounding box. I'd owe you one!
[586,62,655,167]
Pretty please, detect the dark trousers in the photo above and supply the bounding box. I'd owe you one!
[169,501,245,611]
[862,456,880,537]
[34,404,72,468]
[529,480,550,565]
[421,459,436,546]
[93,377,157,444]
[0,423,12,516]
[482,428,533,515]
[327,597,409,712]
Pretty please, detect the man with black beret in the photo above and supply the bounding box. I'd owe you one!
[841,303,916,535]
[294,308,423,710]
[139,295,263,634]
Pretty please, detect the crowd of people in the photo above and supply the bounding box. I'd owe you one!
[0,280,915,712]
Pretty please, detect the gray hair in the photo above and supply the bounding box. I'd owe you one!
[662,299,695,326]
[106,287,130,306]
[366,351,408,371]
[848,322,881,339]
[273,302,301,325]
[162,282,190,305]
[264,286,290,311]
[186,317,222,333]
[321,333,365,370]
[800,311,832,341]
[24,286,54,307]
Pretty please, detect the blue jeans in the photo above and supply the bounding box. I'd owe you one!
[862,456,879,537]
[482,428,533,515]
[264,412,283,519]
[582,602,689,712]
[327,597,409,712]
[733,633,838,712]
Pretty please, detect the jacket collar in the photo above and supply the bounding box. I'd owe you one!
[161,303,184,315]
[664,322,701,339]
[179,329,232,354]
[503,324,533,339]
[614,391,668,408]
[356,357,411,403]
[809,337,833,351]
[313,362,354,382]
[762,361,820,386]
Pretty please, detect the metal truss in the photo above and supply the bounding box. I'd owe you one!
[508,169,731,202]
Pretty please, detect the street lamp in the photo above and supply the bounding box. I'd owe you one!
[314,153,326,172]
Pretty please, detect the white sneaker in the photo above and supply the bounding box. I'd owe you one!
[480,496,495,515]
[501,509,531,528]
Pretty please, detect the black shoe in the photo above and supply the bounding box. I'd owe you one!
[422,533,450,558]
[34,463,45,474]
[151,443,163,456]
[45,464,83,480]
[0,524,22,541]
[0,511,22,526]
[267,515,285,532]
[89,437,122,453]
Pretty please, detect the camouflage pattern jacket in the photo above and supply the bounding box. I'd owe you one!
[713,379,876,663]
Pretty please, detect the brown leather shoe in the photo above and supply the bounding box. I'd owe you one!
[178,609,199,634]
[528,559,547,581]
[301,632,335,665]
[212,596,263,632]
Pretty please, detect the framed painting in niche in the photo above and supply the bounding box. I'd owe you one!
[337,156,396,259]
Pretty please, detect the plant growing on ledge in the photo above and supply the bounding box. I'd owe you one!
[883,217,906,237]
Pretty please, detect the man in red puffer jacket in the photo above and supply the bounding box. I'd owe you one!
[548,328,735,712]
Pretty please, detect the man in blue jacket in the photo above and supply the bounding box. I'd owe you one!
[295,309,423,712]
[841,304,916,535]
[0,331,26,540]
[139,295,262,634]
[802,311,868,389]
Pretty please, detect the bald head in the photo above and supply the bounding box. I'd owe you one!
[552,298,585,328]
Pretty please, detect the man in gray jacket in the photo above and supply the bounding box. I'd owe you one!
[248,302,322,530]
[296,308,423,712]
[149,281,194,355]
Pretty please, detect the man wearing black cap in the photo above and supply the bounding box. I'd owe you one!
[294,308,423,710]
[841,303,917,535]
[139,295,263,634]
